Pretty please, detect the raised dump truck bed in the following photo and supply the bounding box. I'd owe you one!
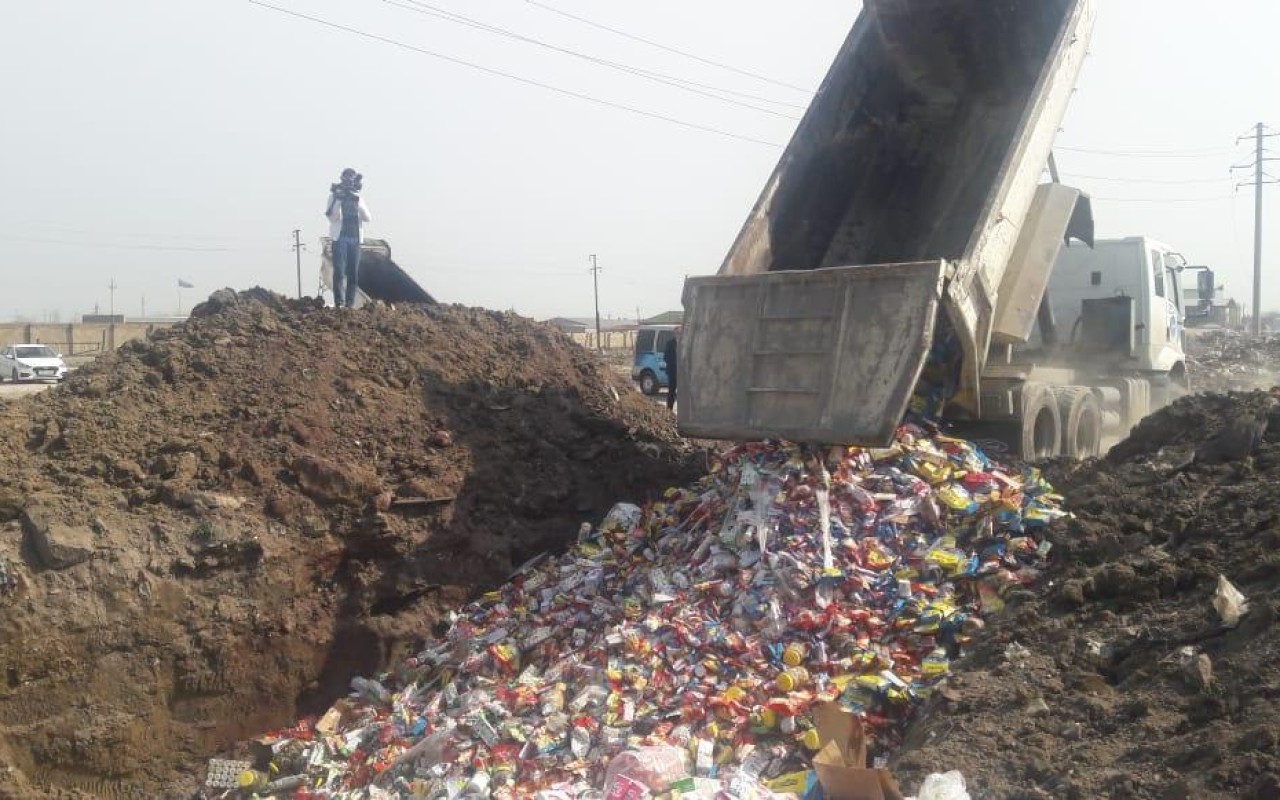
[320,239,437,307]
[681,0,1097,449]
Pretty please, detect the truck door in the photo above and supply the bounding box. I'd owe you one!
[1148,249,1183,367]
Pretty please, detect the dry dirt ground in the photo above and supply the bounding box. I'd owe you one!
[0,290,703,798]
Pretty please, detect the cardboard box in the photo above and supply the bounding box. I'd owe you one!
[811,703,904,800]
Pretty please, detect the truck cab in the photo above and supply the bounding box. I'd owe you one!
[632,325,677,396]
[1044,237,1188,378]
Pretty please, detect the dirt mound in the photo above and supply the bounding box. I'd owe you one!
[894,391,1280,799]
[0,290,700,798]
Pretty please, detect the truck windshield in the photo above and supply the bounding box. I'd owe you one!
[16,346,57,358]
[635,330,655,355]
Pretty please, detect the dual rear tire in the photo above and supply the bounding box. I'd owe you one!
[960,383,1103,461]
[1054,386,1103,459]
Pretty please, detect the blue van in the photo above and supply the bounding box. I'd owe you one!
[632,325,677,395]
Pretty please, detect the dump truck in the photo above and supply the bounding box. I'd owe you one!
[319,239,437,307]
[679,0,1193,459]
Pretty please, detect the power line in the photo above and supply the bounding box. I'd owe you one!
[1090,195,1236,203]
[4,223,279,244]
[249,1,784,148]
[1060,172,1232,185]
[1057,145,1235,158]
[0,233,239,252]
[382,0,805,115]
[523,0,813,95]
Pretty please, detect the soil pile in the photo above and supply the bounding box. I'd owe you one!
[895,390,1280,799]
[1186,329,1280,393]
[0,290,700,798]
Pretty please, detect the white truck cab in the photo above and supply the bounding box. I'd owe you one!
[1047,237,1188,378]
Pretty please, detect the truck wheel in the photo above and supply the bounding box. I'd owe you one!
[638,370,659,396]
[1019,384,1062,460]
[1116,378,1151,431]
[1055,387,1103,458]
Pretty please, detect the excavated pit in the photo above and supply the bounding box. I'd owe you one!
[0,290,701,798]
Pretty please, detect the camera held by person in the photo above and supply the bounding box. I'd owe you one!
[330,170,363,199]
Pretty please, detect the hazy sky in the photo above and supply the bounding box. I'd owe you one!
[3,0,1279,322]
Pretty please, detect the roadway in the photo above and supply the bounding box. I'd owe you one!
[0,382,56,400]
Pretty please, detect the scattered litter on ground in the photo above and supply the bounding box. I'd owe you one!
[1186,329,1280,393]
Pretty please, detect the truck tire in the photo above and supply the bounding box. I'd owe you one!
[1115,378,1151,431]
[1019,384,1062,460]
[1055,387,1103,458]
[1149,374,1170,412]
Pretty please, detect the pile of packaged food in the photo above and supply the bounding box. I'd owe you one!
[205,426,1065,799]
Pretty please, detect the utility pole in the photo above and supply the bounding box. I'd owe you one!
[292,229,306,299]
[1233,123,1280,334]
[589,254,602,352]
[108,278,118,350]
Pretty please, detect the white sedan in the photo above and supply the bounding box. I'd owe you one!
[0,344,68,383]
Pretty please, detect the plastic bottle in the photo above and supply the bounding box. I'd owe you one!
[776,666,810,692]
[261,774,308,795]
[236,769,268,792]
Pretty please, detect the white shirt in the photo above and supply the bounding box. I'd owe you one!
[325,192,372,240]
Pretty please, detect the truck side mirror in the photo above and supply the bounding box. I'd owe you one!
[1198,270,1215,301]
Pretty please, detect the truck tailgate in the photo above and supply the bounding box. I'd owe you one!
[679,262,946,444]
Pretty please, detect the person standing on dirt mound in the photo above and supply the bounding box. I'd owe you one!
[325,168,371,308]
[664,327,680,412]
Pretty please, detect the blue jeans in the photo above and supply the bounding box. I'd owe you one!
[332,236,361,307]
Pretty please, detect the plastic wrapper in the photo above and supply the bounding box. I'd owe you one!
[603,746,690,792]
[911,771,970,800]
[1213,574,1249,626]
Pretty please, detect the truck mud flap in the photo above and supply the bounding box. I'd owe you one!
[679,261,946,445]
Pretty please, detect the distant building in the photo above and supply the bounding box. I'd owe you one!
[641,310,683,326]
[544,317,636,333]
[545,317,589,333]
